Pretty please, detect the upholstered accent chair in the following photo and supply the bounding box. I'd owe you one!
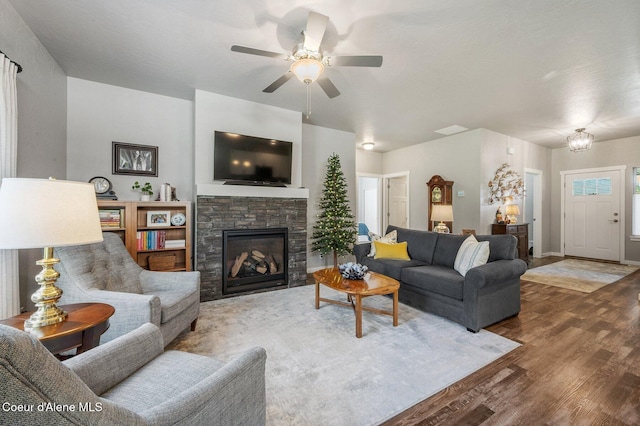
[55,232,200,346]
[0,323,267,425]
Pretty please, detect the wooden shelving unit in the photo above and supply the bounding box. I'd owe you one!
[97,200,192,271]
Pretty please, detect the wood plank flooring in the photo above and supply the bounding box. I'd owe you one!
[383,257,640,425]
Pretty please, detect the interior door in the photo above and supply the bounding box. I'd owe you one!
[564,170,621,261]
[388,176,408,228]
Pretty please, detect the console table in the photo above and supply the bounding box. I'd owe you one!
[491,223,529,263]
[0,303,115,355]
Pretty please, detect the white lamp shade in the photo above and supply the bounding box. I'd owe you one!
[0,178,103,249]
[290,58,324,83]
[431,204,454,222]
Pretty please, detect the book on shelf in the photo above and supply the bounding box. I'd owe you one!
[136,230,167,250]
[99,209,123,228]
[165,239,186,249]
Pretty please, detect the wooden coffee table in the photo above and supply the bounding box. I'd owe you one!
[0,303,115,355]
[314,268,399,338]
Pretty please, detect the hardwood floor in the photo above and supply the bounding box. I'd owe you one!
[383,257,640,425]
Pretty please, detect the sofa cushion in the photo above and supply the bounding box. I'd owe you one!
[476,234,517,261]
[454,235,490,276]
[367,230,398,257]
[374,241,410,260]
[360,257,426,281]
[432,234,468,267]
[387,225,438,264]
[401,265,464,300]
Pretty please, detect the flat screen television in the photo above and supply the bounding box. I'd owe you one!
[214,131,293,186]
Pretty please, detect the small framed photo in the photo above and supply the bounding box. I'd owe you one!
[147,211,170,227]
[113,142,158,176]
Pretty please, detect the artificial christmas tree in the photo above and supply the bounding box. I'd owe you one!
[312,153,357,267]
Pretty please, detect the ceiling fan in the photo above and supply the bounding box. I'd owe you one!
[231,11,383,117]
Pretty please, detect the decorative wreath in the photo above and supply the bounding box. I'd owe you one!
[488,163,525,204]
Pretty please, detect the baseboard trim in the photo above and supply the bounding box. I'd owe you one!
[542,252,563,257]
[622,259,640,266]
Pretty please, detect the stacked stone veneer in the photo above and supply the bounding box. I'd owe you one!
[196,196,307,301]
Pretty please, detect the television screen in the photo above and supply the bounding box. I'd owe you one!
[214,131,293,185]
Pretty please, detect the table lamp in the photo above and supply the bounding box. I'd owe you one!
[0,178,103,329]
[505,204,520,224]
[431,204,454,233]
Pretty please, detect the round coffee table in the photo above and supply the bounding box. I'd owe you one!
[0,303,115,355]
[313,268,399,338]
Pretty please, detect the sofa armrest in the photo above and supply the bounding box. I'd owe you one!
[465,259,527,289]
[64,323,164,395]
[79,289,162,340]
[139,270,200,294]
[139,347,267,425]
[353,242,371,263]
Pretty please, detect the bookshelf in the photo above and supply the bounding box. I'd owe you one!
[97,200,192,271]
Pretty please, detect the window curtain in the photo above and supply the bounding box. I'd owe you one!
[0,53,19,319]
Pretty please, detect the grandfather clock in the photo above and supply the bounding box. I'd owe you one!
[427,175,454,232]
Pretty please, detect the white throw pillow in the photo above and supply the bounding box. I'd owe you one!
[454,235,490,276]
[367,230,398,257]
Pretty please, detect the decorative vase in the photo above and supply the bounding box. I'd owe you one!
[140,194,151,202]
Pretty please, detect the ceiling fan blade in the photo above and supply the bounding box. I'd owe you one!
[303,12,329,52]
[263,73,294,93]
[328,55,383,67]
[317,76,340,99]
[231,45,288,60]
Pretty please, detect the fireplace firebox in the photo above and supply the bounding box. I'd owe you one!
[222,228,288,295]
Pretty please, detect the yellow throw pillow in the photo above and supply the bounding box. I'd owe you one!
[374,241,410,260]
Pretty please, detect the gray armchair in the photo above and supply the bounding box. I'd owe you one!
[55,232,199,346]
[0,323,267,425]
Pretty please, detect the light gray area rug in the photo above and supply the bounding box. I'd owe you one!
[523,259,639,293]
[168,285,519,425]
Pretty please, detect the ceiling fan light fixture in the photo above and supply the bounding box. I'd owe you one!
[290,58,324,84]
[362,142,375,150]
[567,128,594,152]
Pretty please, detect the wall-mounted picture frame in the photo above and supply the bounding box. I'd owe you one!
[113,142,158,176]
[147,211,170,227]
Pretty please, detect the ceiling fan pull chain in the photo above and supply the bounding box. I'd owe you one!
[306,82,311,119]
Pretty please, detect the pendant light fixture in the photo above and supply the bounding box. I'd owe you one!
[567,128,594,152]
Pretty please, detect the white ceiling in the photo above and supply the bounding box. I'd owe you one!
[9,0,640,152]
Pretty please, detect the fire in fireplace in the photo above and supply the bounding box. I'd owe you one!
[222,228,288,295]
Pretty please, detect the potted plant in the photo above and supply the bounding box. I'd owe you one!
[132,181,153,201]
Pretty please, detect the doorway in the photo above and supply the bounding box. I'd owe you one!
[385,173,410,230]
[356,175,382,235]
[561,166,625,261]
[524,169,543,258]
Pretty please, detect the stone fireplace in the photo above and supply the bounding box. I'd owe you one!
[196,187,307,301]
[222,228,288,295]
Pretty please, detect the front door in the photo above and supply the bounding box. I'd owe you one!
[564,169,621,261]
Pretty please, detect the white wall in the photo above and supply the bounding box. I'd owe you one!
[382,130,483,233]
[302,124,356,270]
[1,0,68,312]
[550,135,640,262]
[193,90,302,190]
[66,78,194,200]
[355,150,383,175]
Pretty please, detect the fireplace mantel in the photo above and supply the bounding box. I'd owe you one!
[197,183,309,199]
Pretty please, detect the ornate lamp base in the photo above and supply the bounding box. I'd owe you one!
[434,221,450,234]
[24,247,67,329]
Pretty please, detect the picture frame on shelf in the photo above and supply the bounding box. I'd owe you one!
[113,142,158,176]
[146,211,170,227]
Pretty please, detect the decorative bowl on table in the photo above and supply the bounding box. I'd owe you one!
[338,262,369,280]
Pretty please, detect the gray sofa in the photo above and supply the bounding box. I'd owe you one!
[354,225,527,332]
